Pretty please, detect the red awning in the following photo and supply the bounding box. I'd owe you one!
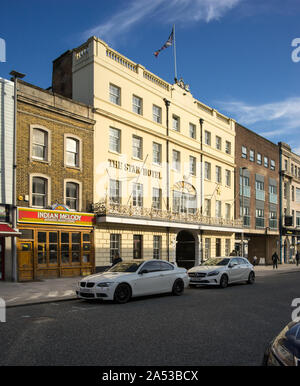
[0,224,21,237]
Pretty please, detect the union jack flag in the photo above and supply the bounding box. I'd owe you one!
[154,28,174,58]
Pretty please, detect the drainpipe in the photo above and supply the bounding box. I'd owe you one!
[164,99,171,261]
[10,71,25,282]
[279,143,283,263]
[199,118,204,263]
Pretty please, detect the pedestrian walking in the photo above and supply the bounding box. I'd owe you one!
[229,249,237,256]
[272,251,279,269]
[296,251,300,267]
[253,255,258,266]
[112,252,122,267]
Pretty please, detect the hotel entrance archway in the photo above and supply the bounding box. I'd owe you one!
[176,231,195,270]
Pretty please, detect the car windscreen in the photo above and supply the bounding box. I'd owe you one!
[108,262,144,273]
[201,258,230,266]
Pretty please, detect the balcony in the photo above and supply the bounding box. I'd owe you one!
[256,190,265,201]
[240,185,251,198]
[93,200,243,228]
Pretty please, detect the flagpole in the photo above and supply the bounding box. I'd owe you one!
[173,24,177,82]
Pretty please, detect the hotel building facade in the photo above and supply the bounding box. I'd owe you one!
[52,36,242,271]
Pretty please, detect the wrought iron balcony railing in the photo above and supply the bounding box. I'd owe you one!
[93,200,243,228]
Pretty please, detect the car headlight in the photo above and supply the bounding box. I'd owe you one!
[207,270,220,277]
[96,282,114,288]
[272,327,297,366]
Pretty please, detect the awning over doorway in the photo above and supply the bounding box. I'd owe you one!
[0,224,21,236]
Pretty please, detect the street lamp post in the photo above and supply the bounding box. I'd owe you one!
[241,167,248,257]
[9,70,25,282]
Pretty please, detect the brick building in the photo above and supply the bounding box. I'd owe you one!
[279,142,300,263]
[13,80,96,281]
[235,123,280,264]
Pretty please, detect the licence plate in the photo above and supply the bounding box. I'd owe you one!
[190,277,202,282]
[80,288,91,293]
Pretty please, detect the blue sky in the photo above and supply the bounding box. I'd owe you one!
[1,0,300,152]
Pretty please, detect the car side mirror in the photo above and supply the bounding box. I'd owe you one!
[139,269,149,275]
[229,263,237,268]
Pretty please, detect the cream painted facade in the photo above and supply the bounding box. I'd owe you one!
[53,36,243,270]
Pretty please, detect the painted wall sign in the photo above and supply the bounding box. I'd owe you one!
[18,208,95,227]
[108,159,162,179]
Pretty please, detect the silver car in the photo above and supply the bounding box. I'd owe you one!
[188,257,255,288]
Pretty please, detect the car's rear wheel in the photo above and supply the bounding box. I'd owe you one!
[114,283,131,304]
[247,271,255,284]
[172,279,184,296]
[219,274,228,289]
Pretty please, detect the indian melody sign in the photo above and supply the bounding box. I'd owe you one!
[18,208,95,227]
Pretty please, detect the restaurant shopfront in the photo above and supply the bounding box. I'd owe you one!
[17,207,95,281]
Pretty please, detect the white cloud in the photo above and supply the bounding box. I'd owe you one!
[217,97,300,153]
[83,0,242,44]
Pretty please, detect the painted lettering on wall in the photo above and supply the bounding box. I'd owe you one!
[108,159,162,179]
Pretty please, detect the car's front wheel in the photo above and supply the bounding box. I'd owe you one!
[219,274,228,289]
[172,279,185,296]
[114,283,131,304]
[247,271,255,284]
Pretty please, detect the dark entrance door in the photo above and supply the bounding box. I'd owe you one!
[176,231,195,269]
[0,237,4,280]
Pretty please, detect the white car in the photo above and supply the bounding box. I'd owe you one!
[188,257,255,288]
[76,259,189,303]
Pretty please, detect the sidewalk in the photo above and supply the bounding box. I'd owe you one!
[1,265,300,307]
[254,263,300,276]
[0,276,79,307]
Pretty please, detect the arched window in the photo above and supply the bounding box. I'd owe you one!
[172,182,197,214]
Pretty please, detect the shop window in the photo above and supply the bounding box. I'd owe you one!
[71,233,81,263]
[61,232,70,264]
[49,232,58,264]
[38,232,47,265]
